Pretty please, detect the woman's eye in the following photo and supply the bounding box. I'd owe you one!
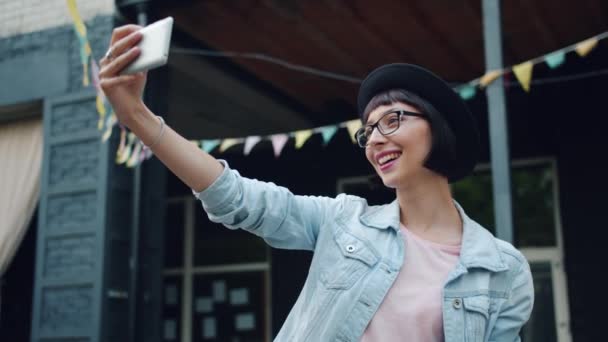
[387,117,400,125]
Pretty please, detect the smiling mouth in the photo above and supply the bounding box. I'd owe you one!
[377,152,402,166]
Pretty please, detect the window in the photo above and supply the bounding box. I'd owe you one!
[161,196,271,342]
[452,159,571,342]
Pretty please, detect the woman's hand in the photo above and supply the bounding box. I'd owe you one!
[99,24,147,128]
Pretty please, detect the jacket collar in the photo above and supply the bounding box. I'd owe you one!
[359,199,508,272]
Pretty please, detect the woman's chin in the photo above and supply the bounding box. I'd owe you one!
[378,175,399,189]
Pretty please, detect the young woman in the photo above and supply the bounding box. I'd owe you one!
[99,25,534,342]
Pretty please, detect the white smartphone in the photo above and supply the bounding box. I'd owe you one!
[121,16,174,75]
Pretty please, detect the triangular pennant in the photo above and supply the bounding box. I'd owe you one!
[345,120,362,144]
[201,139,220,153]
[270,134,289,157]
[101,112,116,142]
[479,70,502,88]
[320,125,338,145]
[458,85,477,100]
[512,61,534,92]
[244,136,262,155]
[117,132,136,164]
[219,138,240,153]
[545,51,566,69]
[126,141,142,168]
[294,130,313,149]
[575,37,598,57]
[116,127,127,160]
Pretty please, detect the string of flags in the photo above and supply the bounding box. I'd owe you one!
[454,31,608,99]
[67,0,607,167]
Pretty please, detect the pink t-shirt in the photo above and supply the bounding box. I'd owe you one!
[360,225,461,342]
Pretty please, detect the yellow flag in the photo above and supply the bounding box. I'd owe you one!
[294,130,313,149]
[575,37,598,57]
[479,70,502,88]
[116,128,127,159]
[82,60,89,86]
[512,61,534,92]
[345,120,362,144]
[219,138,240,153]
[66,0,87,37]
[117,133,136,164]
[96,95,106,130]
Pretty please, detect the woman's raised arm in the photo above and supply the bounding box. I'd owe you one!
[99,24,223,192]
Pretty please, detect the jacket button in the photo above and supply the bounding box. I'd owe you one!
[346,245,356,253]
[452,298,462,309]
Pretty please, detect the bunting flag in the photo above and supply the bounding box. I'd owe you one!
[201,139,221,153]
[320,126,338,145]
[90,59,110,130]
[294,129,314,149]
[479,70,503,88]
[219,138,241,153]
[545,51,566,69]
[512,61,534,92]
[116,128,127,160]
[244,136,262,155]
[126,142,142,168]
[117,132,136,164]
[271,134,289,157]
[101,112,117,142]
[345,120,362,143]
[458,85,477,100]
[575,37,598,57]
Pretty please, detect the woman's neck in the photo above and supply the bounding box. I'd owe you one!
[396,173,463,245]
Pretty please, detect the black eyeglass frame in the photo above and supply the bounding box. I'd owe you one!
[355,109,427,148]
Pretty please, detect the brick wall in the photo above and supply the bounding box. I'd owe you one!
[0,0,114,38]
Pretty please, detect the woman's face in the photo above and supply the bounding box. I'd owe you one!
[364,101,433,188]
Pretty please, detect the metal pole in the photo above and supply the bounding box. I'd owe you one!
[482,0,514,243]
[129,6,148,342]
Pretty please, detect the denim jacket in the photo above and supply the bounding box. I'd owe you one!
[194,161,534,342]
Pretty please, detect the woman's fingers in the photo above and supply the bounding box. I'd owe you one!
[99,46,140,78]
[99,73,140,90]
[100,25,143,67]
[107,30,142,62]
[109,24,143,46]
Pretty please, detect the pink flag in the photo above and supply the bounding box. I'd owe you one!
[270,134,289,158]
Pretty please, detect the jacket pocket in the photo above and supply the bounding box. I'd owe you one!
[463,295,490,342]
[320,230,379,290]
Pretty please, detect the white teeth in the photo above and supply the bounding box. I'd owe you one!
[378,152,401,165]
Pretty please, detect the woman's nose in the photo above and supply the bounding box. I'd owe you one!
[366,127,387,146]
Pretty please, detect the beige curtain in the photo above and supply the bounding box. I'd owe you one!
[0,118,42,277]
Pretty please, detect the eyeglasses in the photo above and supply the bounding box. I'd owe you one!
[354,109,426,148]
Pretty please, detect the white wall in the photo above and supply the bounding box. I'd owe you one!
[0,0,114,38]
